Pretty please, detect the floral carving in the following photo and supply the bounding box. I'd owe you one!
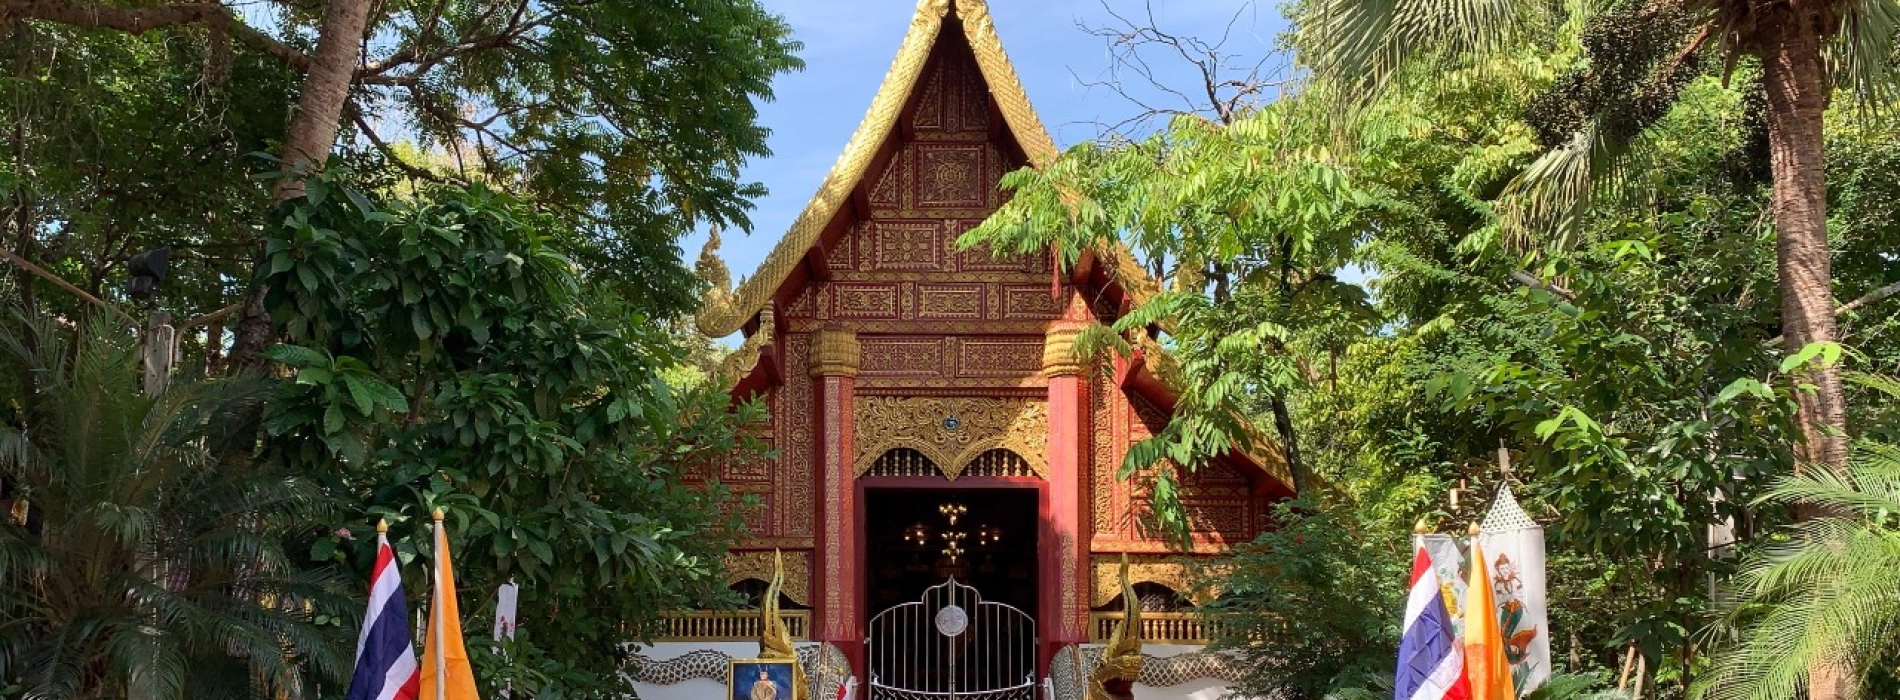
[853,396,1046,479]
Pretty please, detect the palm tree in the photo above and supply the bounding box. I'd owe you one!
[0,313,348,699]
[1297,4,1897,697]
[1695,378,1900,700]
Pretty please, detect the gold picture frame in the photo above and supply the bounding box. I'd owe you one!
[729,658,799,700]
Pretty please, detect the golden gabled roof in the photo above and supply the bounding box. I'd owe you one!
[696,0,1059,337]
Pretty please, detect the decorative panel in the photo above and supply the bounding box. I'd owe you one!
[780,334,814,538]
[916,144,986,208]
[832,284,901,319]
[853,395,1047,479]
[858,337,946,377]
[1002,285,1063,318]
[955,339,1043,377]
[917,284,984,319]
[871,222,944,271]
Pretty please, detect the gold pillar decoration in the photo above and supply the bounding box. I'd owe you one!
[1042,324,1084,377]
[808,326,860,378]
[1090,553,1144,700]
[759,549,808,700]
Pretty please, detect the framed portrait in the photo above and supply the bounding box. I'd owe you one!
[729,658,798,700]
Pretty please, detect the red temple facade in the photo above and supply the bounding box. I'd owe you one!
[642,2,1295,697]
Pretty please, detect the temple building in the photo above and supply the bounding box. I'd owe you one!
[628,1,1294,698]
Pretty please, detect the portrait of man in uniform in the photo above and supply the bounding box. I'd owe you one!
[729,659,796,700]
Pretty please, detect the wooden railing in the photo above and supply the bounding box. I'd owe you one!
[1088,612,1223,645]
[656,610,810,641]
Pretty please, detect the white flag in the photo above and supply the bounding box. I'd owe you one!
[1477,486,1551,695]
[493,580,519,641]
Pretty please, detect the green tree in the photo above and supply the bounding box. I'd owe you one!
[1298,3,1899,691]
[1696,376,1900,700]
[253,175,766,695]
[0,313,347,699]
[0,0,803,371]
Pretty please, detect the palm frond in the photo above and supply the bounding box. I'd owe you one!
[1298,0,1555,101]
[1830,0,1900,106]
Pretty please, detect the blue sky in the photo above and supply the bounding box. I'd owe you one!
[684,0,1293,284]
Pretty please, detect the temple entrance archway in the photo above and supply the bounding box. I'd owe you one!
[862,484,1041,699]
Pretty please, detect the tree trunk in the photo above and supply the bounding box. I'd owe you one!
[227,0,373,374]
[1269,394,1307,495]
[1759,11,1855,700]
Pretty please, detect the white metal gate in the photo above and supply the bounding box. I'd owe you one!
[865,578,1038,700]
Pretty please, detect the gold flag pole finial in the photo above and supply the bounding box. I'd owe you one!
[377,518,389,534]
[432,507,445,522]
[1468,522,1482,537]
[1415,519,1430,535]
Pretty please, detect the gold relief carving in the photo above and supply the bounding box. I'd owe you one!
[958,340,1044,377]
[913,60,944,130]
[854,375,1047,391]
[917,145,984,207]
[809,327,861,378]
[1092,372,1116,531]
[786,318,1059,336]
[834,285,899,319]
[827,230,859,271]
[1002,286,1063,318]
[782,336,814,538]
[1042,325,1084,376]
[853,396,1047,479]
[858,339,946,376]
[873,222,943,270]
[725,550,811,607]
[918,285,983,319]
[820,376,850,632]
[1089,557,1220,607]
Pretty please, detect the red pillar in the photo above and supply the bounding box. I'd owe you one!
[811,326,863,672]
[1040,323,1090,666]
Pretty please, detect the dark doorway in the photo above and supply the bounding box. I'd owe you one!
[863,487,1039,618]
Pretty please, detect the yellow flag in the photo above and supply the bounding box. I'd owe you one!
[421,510,482,700]
[1464,540,1516,700]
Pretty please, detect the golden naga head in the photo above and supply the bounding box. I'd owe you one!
[1089,554,1144,700]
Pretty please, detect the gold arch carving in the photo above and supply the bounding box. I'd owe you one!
[724,550,810,607]
[853,396,1046,479]
[1089,556,1222,608]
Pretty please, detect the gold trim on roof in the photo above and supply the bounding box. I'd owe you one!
[696,0,1059,337]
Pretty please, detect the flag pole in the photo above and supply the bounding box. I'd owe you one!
[433,508,447,700]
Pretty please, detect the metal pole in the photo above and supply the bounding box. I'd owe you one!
[433,515,446,700]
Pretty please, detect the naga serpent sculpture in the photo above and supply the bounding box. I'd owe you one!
[1089,553,1144,700]
[759,549,809,700]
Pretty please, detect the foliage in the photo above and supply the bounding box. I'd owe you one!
[1694,375,1900,700]
[252,173,767,695]
[1202,499,1406,699]
[335,0,805,316]
[961,100,1379,534]
[0,312,348,699]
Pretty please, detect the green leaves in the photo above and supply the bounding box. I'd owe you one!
[255,178,765,695]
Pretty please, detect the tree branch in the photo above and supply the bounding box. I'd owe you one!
[1764,279,1900,348]
[0,246,137,324]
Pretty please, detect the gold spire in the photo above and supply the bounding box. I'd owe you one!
[1090,553,1144,700]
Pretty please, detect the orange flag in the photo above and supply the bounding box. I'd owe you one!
[421,509,482,700]
[1464,540,1516,700]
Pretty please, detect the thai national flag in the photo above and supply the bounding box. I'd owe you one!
[1396,545,1469,700]
[345,528,422,700]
